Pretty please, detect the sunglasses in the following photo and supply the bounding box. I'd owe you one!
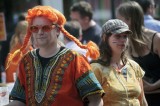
[30,24,56,33]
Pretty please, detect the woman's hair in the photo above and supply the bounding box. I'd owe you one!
[6,6,99,68]
[10,20,28,51]
[92,33,128,66]
[116,1,149,56]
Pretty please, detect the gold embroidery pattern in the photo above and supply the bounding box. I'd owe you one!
[24,49,78,105]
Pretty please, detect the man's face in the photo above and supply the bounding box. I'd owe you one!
[149,0,156,16]
[30,16,58,48]
[70,11,85,29]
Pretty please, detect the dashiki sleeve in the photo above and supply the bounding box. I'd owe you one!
[74,53,105,100]
[9,58,26,103]
[9,78,26,103]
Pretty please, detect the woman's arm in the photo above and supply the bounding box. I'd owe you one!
[87,94,103,106]
[154,33,160,57]
[152,79,160,89]
[139,79,148,106]
[145,89,160,94]
[143,79,160,91]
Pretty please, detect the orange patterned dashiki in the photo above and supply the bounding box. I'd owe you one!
[10,48,104,106]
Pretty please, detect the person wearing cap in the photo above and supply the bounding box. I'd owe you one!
[91,19,148,106]
[6,6,105,106]
[116,1,160,106]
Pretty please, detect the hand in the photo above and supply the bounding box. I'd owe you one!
[0,91,7,97]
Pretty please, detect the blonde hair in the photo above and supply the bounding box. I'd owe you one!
[10,20,28,51]
[6,6,99,69]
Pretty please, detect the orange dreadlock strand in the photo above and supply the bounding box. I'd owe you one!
[20,28,32,53]
[6,6,67,70]
[85,41,100,60]
[5,29,31,70]
[60,26,100,60]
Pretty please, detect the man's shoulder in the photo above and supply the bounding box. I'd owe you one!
[91,24,102,32]
[85,24,101,36]
[144,19,160,32]
[144,15,160,24]
[145,18,160,24]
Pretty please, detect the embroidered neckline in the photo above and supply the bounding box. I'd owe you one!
[26,48,75,104]
[111,63,125,73]
[34,48,68,103]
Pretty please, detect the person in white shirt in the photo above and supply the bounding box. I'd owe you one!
[64,21,91,61]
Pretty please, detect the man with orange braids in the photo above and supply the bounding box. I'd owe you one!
[6,6,104,106]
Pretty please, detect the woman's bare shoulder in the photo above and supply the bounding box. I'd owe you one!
[143,28,156,37]
[155,32,160,38]
[154,33,160,45]
[154,32,160,56]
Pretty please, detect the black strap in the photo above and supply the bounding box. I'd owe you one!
[151,33,157,52]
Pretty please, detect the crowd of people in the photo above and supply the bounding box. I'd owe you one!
[0,0,160,106]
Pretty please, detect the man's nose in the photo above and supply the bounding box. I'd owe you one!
[37,28,44,34]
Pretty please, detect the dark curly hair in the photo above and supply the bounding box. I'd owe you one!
[91,33,128,66]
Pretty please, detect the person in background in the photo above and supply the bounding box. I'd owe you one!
[134,0,160,32]
[5,20,33,83]
[0,54,5,83]
[91,19,148,106]
[0,12,28,76]
[18,12,27,22]
[0,43,3,83]
[116,1,160,105]
[70,1,101,45]
[6,6,104,106]
[63,21,91,61]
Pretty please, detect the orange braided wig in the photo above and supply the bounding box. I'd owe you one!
[6,6,100,70]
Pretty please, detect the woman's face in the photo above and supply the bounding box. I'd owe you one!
[19,32,26,43]
[116,14,131,29]
[108,32,128,55]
